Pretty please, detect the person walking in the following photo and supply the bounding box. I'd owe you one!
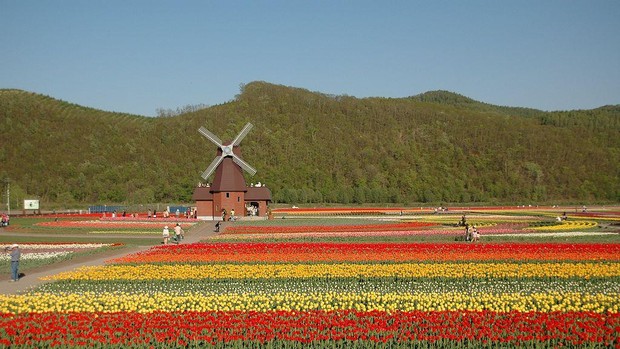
[162,226,170,245]
[7,244,20,282]
[472,226,480,242]
[173,223,184,243]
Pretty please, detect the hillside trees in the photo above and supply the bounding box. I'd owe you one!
[0,83,618,207]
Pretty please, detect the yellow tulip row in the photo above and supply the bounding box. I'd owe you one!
[1,291,617,314]
[530,220,598,231]
[42,262,620,281]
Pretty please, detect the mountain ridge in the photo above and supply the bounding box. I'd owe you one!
[1,81,618,206]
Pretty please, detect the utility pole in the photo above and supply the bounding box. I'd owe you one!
[4,178,9,215]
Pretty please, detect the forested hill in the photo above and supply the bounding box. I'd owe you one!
[0,82,618,206]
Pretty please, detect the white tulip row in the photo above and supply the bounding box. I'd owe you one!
[0,243,113,249]
[0,251,73,260]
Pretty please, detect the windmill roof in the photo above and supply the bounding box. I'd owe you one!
[192,187,213,201]
[245,187,272,201]
[210,157,247,192]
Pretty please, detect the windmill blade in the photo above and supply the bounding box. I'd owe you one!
[232,154,257,176]
[198,127,223,147]
[201,156,224,180]
[232,123,254,146]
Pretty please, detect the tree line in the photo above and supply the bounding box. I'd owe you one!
[0,82,618,208]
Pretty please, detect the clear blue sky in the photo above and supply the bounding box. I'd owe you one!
[2,1,619,116]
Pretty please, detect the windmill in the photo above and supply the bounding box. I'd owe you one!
[198,122,257,180]
[193,122,271,220]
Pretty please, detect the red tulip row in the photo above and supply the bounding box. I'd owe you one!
[2,310,618,348]
[35,220,194,229]
[100,216,198,222]
[273,207,418,214]
[109,242,620,264]
[272,206,554,215]
[571,211,620,218]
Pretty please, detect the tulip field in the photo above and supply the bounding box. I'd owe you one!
[0,243,116,262]
[1,207,619,348]
[0,243,119,277]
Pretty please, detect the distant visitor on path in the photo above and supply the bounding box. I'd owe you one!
[471,226,480,242]
[162,226,170,244]
[459,214,467,227]
[173,223,184,242]
[1,213,9,227]
[5,244,20,282]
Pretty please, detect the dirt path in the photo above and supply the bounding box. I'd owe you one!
[0,221,223,295]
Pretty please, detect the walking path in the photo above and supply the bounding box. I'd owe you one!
[0,221,223,295]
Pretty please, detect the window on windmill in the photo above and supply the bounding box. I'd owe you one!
[226,193,230,198]
[237,196,240,202]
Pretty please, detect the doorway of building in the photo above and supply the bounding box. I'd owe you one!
[247,202,260,216]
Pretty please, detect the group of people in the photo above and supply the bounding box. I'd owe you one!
[458,214,480,242]
[221,208,236,222]
[1,213,9,227]
[556,212,569,222]
[464,224,480,242]
[148,208,198,219]
[162,223,185,244]
[246,205,259,216]
[433,206,449,214]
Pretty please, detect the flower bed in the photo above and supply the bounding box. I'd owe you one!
[0,243,116,262]
[2,290,618,313]
[1,243,117,250]
[2,311,618,348]
[87,230,163,235]
[31,278,620,297]
[109,242,620,264]
[36,220,195,229]
[527,220,598,231]
[214,218,610,240]
[223,222,437,235]
[1,217,619,348]
[38,262,620,282]
[209,227,528,240]
[271,206,560,215]
[211,229,468,240]
[100,216,198,223]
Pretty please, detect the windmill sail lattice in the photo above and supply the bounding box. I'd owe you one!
[198,123,257,180]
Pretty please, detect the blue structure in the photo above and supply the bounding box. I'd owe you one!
[168,206,190,216]
[88,205,125,213]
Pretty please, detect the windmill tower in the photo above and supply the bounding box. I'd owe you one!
[192,123,271,220]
